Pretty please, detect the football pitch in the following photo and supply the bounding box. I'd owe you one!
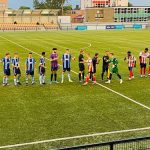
[0,30,150,150]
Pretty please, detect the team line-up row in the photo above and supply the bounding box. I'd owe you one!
[0,48,150,86]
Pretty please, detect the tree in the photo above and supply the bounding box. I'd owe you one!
[19,6,30,9]
[128,2,133,7]
[33,0,65,9]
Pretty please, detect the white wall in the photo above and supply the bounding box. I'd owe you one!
[81,0,92,10]
[58,16,71,24]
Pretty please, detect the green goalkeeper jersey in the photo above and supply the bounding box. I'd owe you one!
[109,57,119,74]
[109,57,118,68]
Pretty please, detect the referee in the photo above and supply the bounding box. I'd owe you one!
[78,49,85,82]
[101,51,110,80]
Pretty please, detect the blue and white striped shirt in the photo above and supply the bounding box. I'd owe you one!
[12,58,20,67]
[26,58,36,71]
[2,57,11,70]
[62,54,72,69]
[39,57,45,66]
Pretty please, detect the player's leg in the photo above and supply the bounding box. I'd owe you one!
[101,66,105,80]
[143,64,146,77]
[92,74,96,84]
[3,73,7,86]
[61,69,65,83]
[107,67,110,79]
[140,63,143,77]
[54,70,59,83]
[79,71,82,82]
[26,71,29,85]
[17,68,21,85]
[105,69,112,84]
[31,71,35,84]
[115,68,122,84]
[128,67,133,80]
[39,66,43,85]
[68,68,73,82]
[14,75,17,86]
[5,69,10,85]
[50,70,54,84]
[79,64,85,82]
[83,73,90,85]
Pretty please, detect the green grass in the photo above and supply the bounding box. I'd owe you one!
[0,30,150,150]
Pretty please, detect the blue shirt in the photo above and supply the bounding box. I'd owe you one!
[40,57,45,66]
[26,58,36,71]
[62,54,71,69]
[2,57,11,70]
[12,58,20,67]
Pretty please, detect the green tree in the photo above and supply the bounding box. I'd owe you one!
[128,2,133,7]
[19,6,30,9]
[33,0,65,9]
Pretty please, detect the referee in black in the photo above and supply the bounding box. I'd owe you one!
[79,49,85,82]
[101,51,110,80]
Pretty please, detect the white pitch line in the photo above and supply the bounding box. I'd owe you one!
[0,35,149,110]
[0,127,150,149]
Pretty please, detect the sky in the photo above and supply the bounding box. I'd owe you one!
[8,0,150,9]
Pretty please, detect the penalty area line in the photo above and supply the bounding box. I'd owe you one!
[0,127,150,149]
[0,35,150,111]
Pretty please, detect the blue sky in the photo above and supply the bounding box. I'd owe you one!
[9,0,150,9]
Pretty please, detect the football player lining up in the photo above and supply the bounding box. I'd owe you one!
[2,53,11,86]
[79,49,85,82]
[139,48,149,77]
[61,48,75,83]
[106,53,123,84]
[124,51,136,80]
[25,52,36,85]
[39,52,46,85]
[101,51,110,80]
[12,53,21,86]
[83,53,100,85]
[50,48,59,84]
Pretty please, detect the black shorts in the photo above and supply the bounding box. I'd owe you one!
[4,69,10,76]
[51,67,58,71]
[63,68,70,72]
[13,68,21,76]
[128,67,133,71]
[79,64,85,72]
[102,66,108,73]
[39,66,45,75]
[26,70,34,76]
[140,63,146,68]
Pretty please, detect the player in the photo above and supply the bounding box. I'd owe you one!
[78,49,85,82]
[50,48,59,84]
[83,53,100,85]
[101,51,110,80]
[124,51,136,80]
[61,49,75,83]
[105,53,123,84]
[139,48,149,77]
[12,53,21,86]
[25,52,36,85]
[2,53,11,86]
[39,52,46,85]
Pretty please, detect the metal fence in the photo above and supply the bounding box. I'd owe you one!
[58,136,150,150]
